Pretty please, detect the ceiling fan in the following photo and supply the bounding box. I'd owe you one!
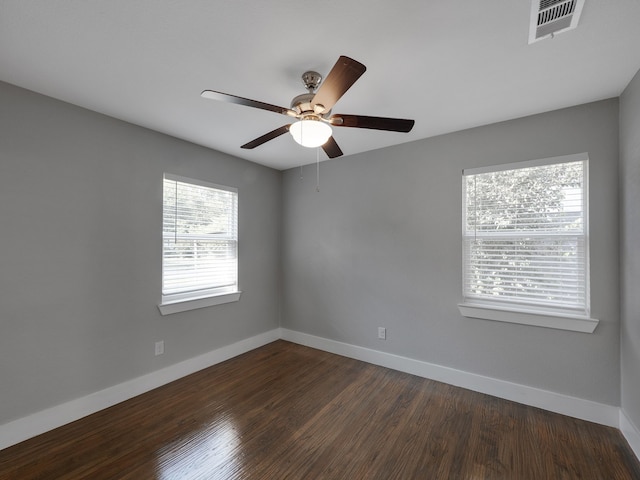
[201,56,415,159]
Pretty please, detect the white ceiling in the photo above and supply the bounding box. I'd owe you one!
[2,1,640,170]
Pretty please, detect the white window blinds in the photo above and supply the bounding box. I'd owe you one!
[162,174,238,302]
[462,155,589,315]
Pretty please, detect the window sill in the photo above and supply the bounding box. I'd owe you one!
[158,291,242,316]
[457,303,599,333]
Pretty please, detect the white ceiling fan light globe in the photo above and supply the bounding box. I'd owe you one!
[289,119,332,148]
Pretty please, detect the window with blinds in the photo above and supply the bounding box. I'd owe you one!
[162,174,238,304]
[462,154,589,316]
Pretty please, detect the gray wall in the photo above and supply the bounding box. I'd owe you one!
[620,69,640,430]
[0,81,281,424]
[282,99,620,406]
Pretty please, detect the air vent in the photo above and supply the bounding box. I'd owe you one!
[528,0,585,44]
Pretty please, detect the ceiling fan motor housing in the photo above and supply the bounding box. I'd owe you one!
[291,92,320,116]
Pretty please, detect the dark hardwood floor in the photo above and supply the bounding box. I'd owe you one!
[1,340,639,479]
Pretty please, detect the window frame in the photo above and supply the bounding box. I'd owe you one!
[457,153,598,333]
[158,174,241,315]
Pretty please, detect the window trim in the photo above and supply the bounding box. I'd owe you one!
[457,302,598,333]
[459,153,599,333]
[159,290,241,316]
[158,174,240,315]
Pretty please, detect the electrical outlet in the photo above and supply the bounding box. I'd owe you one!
[155,340,164,356]
[378,327,386,340]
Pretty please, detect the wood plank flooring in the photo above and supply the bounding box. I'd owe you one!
[1,340,639,479]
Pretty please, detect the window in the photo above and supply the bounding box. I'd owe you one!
[459,153,598,333]
[159,174,240,315]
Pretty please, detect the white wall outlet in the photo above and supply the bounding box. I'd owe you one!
[155,340,164,356]
[378,327,386,340]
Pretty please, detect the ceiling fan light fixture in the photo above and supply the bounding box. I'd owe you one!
[289,119,332,148]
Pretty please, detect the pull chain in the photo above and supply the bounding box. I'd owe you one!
[316,147,320,192]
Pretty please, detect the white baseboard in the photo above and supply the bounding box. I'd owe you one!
[280,329,620,428]
[620,409,640,461]
[0,329,281,451]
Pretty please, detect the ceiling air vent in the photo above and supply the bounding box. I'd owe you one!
[529,0,585,44]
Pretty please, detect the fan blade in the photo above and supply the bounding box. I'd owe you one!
[311,56,366,113]
[322,136,343,158]
[201,90,297,117]
[241,125,291,149]
[329,114,415,133]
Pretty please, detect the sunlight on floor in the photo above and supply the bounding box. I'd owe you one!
[155,414,243,479]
